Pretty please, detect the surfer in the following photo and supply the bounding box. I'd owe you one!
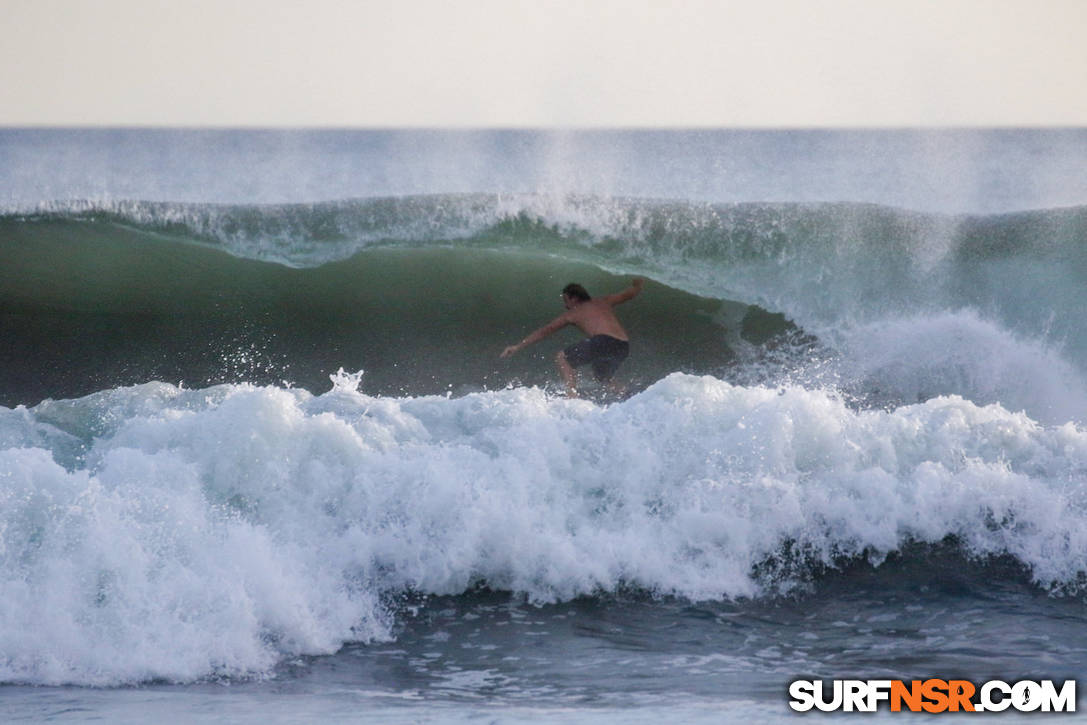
[501,279,644,398]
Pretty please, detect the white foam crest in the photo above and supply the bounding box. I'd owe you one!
[827,310,1087,426]
[19,194,644,267]
[3,375,1087,684]
[490,192,664,240]
[1,386,392,686]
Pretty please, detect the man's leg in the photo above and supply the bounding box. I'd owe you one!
[592,346,629,398]
[556,350,579,398]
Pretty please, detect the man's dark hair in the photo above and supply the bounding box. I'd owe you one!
[562,283,591,301]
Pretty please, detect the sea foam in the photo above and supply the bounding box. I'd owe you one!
[2,373,1086,685]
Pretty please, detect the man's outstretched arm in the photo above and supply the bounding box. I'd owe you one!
[501,315,569,358]
[603,278,645,306]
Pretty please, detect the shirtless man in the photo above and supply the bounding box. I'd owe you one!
[501,279,644,397]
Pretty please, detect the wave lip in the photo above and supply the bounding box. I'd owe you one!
[2,374,1086,685]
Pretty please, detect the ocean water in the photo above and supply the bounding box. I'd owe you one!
[3,129,1087,722]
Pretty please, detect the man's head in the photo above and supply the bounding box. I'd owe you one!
[561,283,591,308]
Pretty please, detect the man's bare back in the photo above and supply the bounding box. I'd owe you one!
[500,279,644,397]
[561,298,630,340]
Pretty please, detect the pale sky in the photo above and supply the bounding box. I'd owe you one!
[2,0,1085,127]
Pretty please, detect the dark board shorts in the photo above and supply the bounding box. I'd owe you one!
[563,335,630,381]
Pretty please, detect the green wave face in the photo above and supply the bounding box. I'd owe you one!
[3,195,1086,406]
[0,216,788,404]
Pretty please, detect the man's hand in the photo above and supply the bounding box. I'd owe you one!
[632,277,644,288]
[500,344,521,358]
